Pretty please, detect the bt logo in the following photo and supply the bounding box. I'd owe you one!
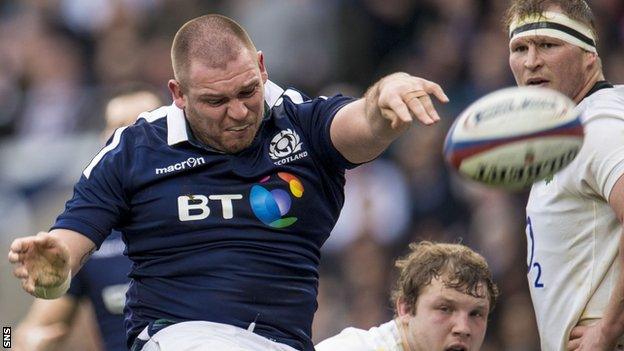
[250,172,304,228]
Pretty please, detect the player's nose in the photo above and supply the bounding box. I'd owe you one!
[524,45,544,70]
[227,99,248,120]
[451,313,472,338]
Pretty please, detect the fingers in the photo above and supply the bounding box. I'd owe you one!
[421,95,441,121]
[35,231,57,249]
[9,232,47,254]
[8,233,61,297]
[10,237,28,254]
[8,250,21,264]
[13,265,29,279]
[407,80,448,123]
[424,81,449,104]
[380,107,407,130]
[569,326,586,339]
[404,93,438,125]
[567,325,588,351]
[390,98,414,126]
[21,278,35,295]
[566,338,579,351]
[12,258,34,295]
[378,75,449,128]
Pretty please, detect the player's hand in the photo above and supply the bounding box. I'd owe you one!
[567,321,620,351]
[8,232,70,297]
[377,72,449,130]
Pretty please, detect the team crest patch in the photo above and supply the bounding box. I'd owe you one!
[269,129,308,165]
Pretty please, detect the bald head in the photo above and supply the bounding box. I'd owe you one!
[171,14,257,88]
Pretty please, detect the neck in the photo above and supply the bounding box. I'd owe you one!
[573,69,605,104]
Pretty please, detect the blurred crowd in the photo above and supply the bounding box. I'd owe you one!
[1,0,623,350]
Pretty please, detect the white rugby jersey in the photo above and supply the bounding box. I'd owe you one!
[526,85,624,351]
[315,320,404,351]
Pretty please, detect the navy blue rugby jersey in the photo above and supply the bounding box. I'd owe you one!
[52,81,357,351]
[67,230,130,351]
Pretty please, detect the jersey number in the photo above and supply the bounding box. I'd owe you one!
[527,216,544,288]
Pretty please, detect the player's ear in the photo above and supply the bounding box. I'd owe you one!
[257,51,268,83]
[584,51,599,71]
[396,296,413,317]
[168,79,186,110]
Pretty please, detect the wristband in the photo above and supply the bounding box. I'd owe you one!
[33,270,71,299]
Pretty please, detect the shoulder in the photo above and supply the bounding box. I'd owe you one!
[316,321,402,351]
[579,86,624,123]
[127,105,170,142]
[111,104,173,149]
[266,80,353,118]
[104,105,169,148]
[82,105,170,179]
[316,327,375,351]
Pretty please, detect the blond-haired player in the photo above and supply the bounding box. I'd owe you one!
[315,241,498,351]
[505,1,624,350]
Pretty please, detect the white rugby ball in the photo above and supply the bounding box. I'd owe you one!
[443,86,583,189]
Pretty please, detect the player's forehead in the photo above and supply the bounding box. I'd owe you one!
[419,277,490,310]
[187,54,260,95]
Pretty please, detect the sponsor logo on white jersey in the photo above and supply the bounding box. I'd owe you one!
[156,157,205,175]
[269,129,308,165]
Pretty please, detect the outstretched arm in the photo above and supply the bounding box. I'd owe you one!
[8,229,96,299]
[330,72,448,164]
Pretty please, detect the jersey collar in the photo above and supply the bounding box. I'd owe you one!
[582,80,613,101]
[166,79,285,146]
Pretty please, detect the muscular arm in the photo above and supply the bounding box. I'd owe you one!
[601,176,624,343]
[330,72,448,163]
[52,229,97,274]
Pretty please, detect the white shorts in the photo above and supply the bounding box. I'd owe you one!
[139,321,298,351]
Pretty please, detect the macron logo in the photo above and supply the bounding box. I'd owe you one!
[156,157,205,175]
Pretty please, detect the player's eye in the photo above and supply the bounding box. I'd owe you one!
[512,45,527,53]
[470,310,485,318]
[239,86,257,98]
[540,42,557,49]
[205,99,226,107]
[437,305,452,313]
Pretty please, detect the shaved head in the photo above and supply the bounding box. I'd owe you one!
[171,14,257,87]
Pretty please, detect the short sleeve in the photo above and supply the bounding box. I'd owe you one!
[581,117,624,199]
[52,127,132,248]
[288,94,359,171]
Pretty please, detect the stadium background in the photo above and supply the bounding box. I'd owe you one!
[0,0,623,349]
